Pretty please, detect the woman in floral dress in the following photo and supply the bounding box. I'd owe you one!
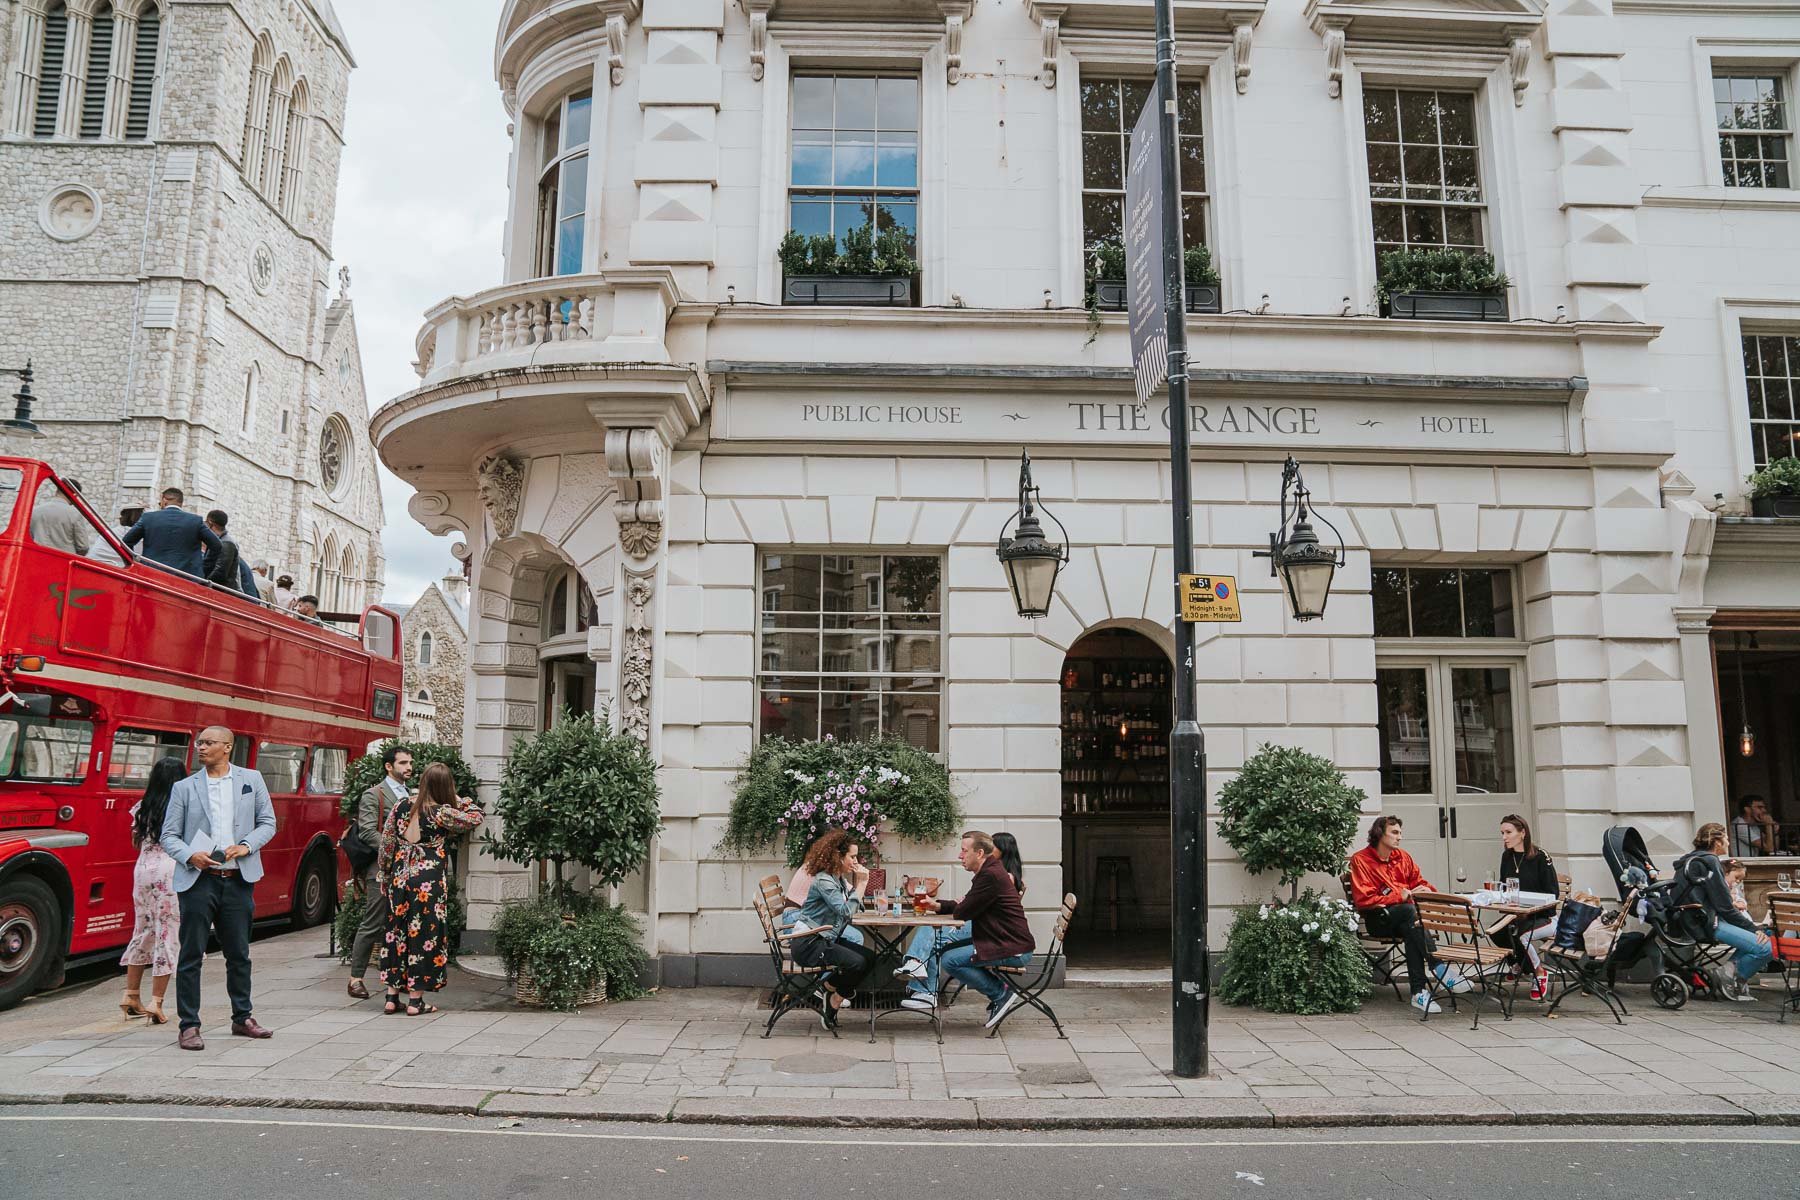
[380,762,482,1014]
[119,756,185,1023]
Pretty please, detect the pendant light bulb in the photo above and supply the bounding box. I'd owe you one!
[1740,724,1757,758]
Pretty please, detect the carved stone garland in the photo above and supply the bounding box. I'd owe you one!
[619,567,655,744]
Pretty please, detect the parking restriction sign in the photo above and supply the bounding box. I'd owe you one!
[1178,574,1241,623]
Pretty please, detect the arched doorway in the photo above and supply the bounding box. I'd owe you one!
[1060,628,1173,969]
[539,564,599,726]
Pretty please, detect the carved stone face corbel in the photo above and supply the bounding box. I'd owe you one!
[597,0,641,87]
[604,428,665,559]
[475,453,525,540]
[937,1,975,86]
[1505,28,1532,107]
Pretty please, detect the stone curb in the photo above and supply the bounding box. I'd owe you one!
[0,1086,1793,1129]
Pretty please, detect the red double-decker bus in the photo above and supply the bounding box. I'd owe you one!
[0,457,401,1009]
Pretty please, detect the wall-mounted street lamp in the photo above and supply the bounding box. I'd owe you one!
[1264,456,1345,622]
[996,449,1070,619]
[1,362,45,440]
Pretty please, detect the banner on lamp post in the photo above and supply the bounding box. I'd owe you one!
[1124,90,1167,411]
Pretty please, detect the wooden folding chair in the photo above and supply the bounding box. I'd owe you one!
[1540,902,1629,1024]
[1770,893,1800,1024]
[1342,872,1405,999]
[1411,892,1515,1028]
[980,893,1077,1039]
[751,892,836,1038]
[757,873,788,914]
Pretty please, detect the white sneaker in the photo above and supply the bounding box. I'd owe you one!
[893,958,928,980]
[1433,964,1473,995]
[1411,991,1443,1014]
[1726,980,1758,1003]
[984,992,1025,1029]
[899,993,936,1012]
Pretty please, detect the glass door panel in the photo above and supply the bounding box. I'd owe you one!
[1445,663,1524,890]
[1375,664,1449,886]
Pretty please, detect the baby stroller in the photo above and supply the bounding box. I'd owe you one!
[1601,826,1734,1009]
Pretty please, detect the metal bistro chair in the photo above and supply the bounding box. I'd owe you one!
[980,893,1078,1039]
[1540,891,1631,1025]
[751,892,837,1039]
[1769,892,1800,1024]
[1411,892,1516,1028]
[1341,872,1405,1000]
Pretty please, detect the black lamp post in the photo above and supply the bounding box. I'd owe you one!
[996,450,1070,619]
[1,362,45,440]
[1264,457,1346,621]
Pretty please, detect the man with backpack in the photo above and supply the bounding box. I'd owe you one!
[345,746,412,1000]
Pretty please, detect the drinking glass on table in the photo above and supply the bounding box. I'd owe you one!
[1482,878,1497,895]
[1505,876,1521,903]
[1778,872,1793,893]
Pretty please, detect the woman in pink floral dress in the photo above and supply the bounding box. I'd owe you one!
[380,763,483,1014]
[119,756,185,1023]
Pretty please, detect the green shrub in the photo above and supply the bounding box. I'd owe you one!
[720,735,959,867]
[778,224,918,278]
[1217,743,1365,900]
[339,741,480,823]
[1376,248,1507,304]
[1218,890,1372,1015]
[486,710,661,897]
[332,890,364,961]
[491,891,648,1011]
[332,875,467,965]
[1082,239,1219,285]
[1748,456,1800,499]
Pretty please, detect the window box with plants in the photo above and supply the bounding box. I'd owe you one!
[780,225,918,307]
[1748,457,1800,518]
[1378,248,1509,321]
[1086,241,1221,315]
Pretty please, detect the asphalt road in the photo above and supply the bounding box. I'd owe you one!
[1,1107,1794,1199]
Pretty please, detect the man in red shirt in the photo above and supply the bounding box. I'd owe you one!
[1349,815,1470,1013]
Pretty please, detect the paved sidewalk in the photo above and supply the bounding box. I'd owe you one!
[2,928,1797,1128]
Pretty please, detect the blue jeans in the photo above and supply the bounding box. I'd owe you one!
[903,923,1029,1005]
[942,943,1031,1006]
[1712,920,1773,981]
[903,922,970,996]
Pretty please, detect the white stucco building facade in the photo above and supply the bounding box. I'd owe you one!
[373,0,1800,979]
[0,0,384,608]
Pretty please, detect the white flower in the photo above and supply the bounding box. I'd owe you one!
[1320,931,1332,943]
[1258,905,1269,919]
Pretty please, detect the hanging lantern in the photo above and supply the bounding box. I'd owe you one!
[996,449,1070,619]
[1263,457,1345,621]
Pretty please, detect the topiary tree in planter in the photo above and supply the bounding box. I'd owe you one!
[1215,743,1371,1014]
[483,710,661,1007]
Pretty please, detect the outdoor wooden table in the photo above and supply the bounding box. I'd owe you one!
[1459,891,1558,948]
[849,911,964,1044]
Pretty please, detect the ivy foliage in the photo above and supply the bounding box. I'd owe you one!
[338,740,481,823]
[492,891,649,1011]
[486,711,661,896]
[1216,743,1364,897]
[1218,891,1373,1015]
[1375,247,1508,303]
[720,736,960,868]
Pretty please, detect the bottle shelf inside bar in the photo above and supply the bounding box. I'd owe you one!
[1060,656,1173,817]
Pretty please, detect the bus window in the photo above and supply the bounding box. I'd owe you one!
[257,743,307,794]
[362,609,397,659]
[0,716,93,783]
[109,729,189,788]
[0,466,21,535]
[308,746,348,795]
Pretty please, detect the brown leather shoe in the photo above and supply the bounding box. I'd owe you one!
[347,978,370,1000]
[231,1018,273,1039]
[178,1027,205,1051]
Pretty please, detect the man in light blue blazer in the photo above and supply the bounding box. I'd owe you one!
[160,726,277,1050]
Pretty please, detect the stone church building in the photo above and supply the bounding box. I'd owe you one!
[0,0,383,608]
[392,570,470,749]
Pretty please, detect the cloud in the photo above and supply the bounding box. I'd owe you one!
[331,2,509,603]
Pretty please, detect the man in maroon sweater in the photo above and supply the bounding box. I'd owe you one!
[895,831,1035,1027]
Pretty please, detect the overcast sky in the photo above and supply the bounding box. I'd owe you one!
[332,2,510,602]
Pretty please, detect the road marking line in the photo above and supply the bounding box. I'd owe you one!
[0,1113,1794,1151]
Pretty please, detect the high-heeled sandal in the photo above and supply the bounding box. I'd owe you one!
[119,990,148,1019]
[144,997,169,1025]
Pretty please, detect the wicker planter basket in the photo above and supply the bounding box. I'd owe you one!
[514,966,607,1009]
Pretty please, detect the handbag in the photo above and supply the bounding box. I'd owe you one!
[1552,899,1602,949]
[339,786,385,875]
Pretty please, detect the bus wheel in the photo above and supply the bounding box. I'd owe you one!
[0,876,60,1011]
[292,851,333,929]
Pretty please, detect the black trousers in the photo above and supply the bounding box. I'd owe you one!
[177,872,256,1031]
[1361,903,1434,994]
[791,936,876,993]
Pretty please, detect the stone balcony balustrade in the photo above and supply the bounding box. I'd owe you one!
[411,268,683,389]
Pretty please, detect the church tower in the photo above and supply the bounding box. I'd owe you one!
[0,0,382,607]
